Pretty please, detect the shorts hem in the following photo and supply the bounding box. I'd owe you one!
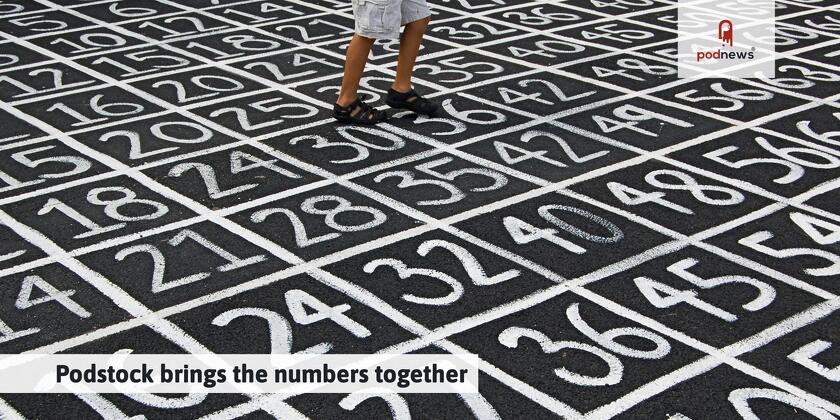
[401,10,431,26]
[354,29,401,40]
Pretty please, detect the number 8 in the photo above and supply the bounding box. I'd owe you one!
[300,195,386,232]
[87,187,169,222]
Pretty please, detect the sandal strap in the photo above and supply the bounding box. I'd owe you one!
[356,100,383,120]
[334,95,387,122]
[405,91,436,114]
[386,88,438,117]
[334,97,361,115]
[392,89,420,101]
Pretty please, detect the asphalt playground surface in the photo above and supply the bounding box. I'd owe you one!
[0,0,839,418]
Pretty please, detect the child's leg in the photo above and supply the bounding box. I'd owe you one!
[392,15,431,93]
[334,0,399,123]
[337,34,376,109]
[384,4,436,116]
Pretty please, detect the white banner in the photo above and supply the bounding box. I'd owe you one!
[677,0,776,78]
[0,354,480,394]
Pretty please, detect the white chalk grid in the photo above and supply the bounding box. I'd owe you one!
[0,0,838,418]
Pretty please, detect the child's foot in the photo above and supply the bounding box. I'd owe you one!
[385,88,438,117]
[333,96,388,125]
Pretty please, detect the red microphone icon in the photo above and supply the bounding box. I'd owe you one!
[719,19,733,47]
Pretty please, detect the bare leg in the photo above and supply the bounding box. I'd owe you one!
[392,16,431,94]
[337,34,376,109]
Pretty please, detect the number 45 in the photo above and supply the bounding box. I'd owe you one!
[634,258,775,322]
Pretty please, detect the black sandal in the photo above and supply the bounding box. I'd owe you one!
[385,88,438,117]
[333,95,388,125]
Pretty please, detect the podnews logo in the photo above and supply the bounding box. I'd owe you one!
[696,19,756,61]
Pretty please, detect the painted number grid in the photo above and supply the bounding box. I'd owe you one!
[0,0,838,418]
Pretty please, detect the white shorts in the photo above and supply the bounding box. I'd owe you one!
[352,0,431,40]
